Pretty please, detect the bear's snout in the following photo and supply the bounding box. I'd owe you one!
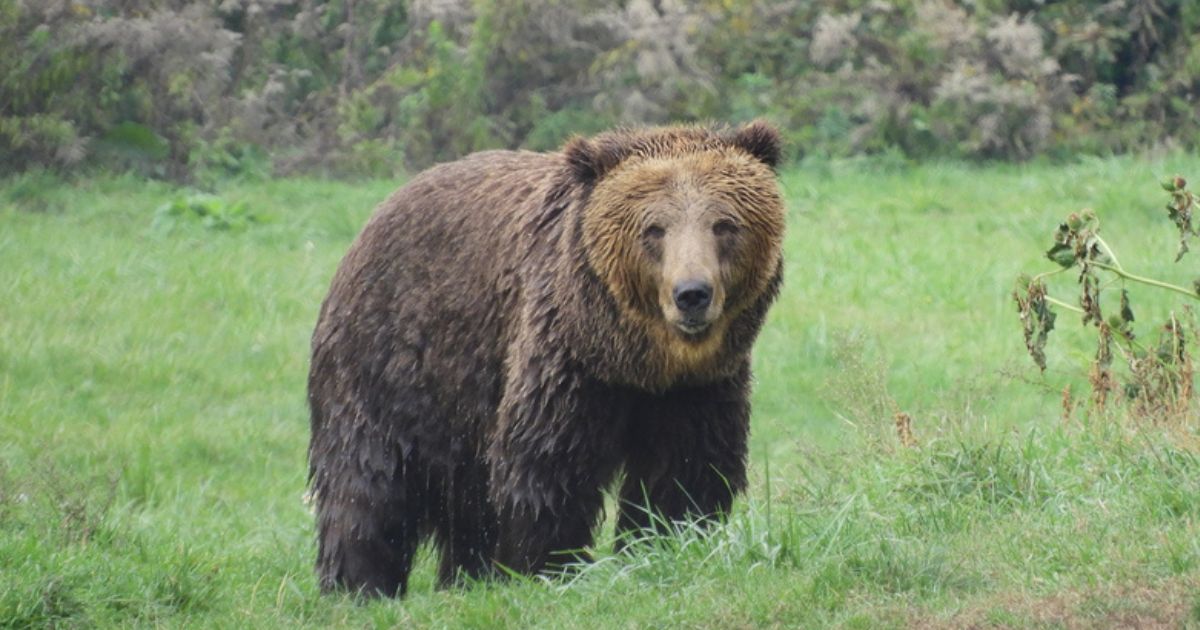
[673,280,713,316]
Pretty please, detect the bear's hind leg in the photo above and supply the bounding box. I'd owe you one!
[434,463,499,588]
[313,457,426,597]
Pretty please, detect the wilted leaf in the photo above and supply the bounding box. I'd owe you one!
[1081,274,1102,326]
[1164,175,1197,261]
[1120,289,1135,323]
[1014,276,1056,371]
[1046,242,1076,268]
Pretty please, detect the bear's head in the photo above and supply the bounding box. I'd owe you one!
[565,121,785,365]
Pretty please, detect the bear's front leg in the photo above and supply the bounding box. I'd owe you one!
[487,346,629,575]
[615,365,751,549]
[491,494,603,575]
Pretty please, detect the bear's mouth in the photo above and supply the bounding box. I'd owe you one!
[674,318,711,336]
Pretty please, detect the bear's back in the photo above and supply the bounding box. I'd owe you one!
[310,150,563,444]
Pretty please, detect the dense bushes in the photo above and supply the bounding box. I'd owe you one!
[2,0,1199,179]
[700,0,1200,160]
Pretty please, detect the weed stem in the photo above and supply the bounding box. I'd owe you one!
[1031,265,1070,285]
[1092,234,1124,271]
[1088,261,1199,300]
[1045,295,1085,314]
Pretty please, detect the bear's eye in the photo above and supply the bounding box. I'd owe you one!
[642,225,665,240]
[713,219,739,236]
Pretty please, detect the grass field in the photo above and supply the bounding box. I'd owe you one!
[2,155,1200,628]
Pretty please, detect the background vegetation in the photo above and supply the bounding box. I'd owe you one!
[4,0,1200,180]
[2,157,1199,627]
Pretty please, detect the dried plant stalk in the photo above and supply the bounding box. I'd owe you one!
[1015,175,1198,424]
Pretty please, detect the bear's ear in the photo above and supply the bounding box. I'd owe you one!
[730,120,782,169]
[563,136,629,185]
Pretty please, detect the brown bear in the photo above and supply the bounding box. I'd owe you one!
[307,122,786,597]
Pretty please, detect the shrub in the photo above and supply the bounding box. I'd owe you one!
[2,0,1199,178]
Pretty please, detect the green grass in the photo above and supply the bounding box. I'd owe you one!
[2,156,1200,628]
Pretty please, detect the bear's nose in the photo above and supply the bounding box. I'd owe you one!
[673,280,713,315]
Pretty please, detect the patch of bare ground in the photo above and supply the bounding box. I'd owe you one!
[913,577,1199,629]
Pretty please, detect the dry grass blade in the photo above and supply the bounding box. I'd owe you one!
[894,412,917,448]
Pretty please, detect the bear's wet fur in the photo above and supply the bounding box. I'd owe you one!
[307,122,786,596]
